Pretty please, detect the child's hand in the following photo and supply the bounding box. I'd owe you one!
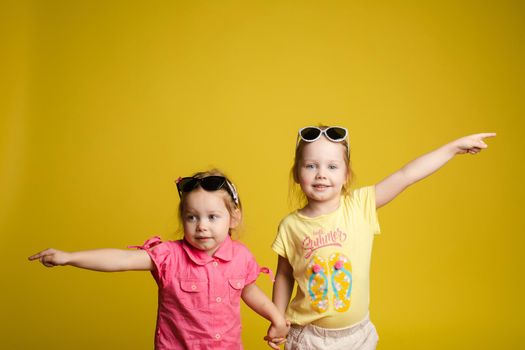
[266,337,285,350]
[28,248,71,267]
[264,320,290,349]
[454,133,496,155]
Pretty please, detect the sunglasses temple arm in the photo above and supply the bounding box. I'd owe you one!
[226,181,239,205]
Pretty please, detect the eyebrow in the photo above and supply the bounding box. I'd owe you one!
[183,208,227,214]
[302,159,345,163]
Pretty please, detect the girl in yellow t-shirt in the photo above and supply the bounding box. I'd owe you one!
[266,126,495,350]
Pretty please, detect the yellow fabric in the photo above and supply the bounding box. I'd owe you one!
[272,186,380,328]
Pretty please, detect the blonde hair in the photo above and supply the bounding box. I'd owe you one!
[289,125,354,210]
[177,169,242,238]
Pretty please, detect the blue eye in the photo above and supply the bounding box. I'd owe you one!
[305,164,315,169]
[328,164,338,170]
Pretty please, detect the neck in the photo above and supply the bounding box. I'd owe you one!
[300,196,341,218]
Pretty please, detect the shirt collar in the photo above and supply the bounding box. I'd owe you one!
[182,235,234,265]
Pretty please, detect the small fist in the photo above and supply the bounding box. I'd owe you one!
[28,248,70,267]
[456,132,496,155]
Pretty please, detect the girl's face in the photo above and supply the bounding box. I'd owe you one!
[181,187,238,256]
[297,137,348,205]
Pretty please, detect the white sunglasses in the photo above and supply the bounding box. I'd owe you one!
[297,126,349,145]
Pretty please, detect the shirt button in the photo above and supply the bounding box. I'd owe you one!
[212,261,218,267]
[216,297,222,303]
[236,282,242,288]
[215,333,221,340]
[191,284,197,290]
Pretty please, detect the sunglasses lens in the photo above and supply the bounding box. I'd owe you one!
[300,127,322,141]
[178,177,197,193]
[200,176,226,191]
[326,127,347,141]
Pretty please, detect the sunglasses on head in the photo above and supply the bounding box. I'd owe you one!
[176,175,239,205]
[297,126,349,144]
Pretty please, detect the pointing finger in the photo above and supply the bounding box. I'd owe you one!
[477,132,497,140]
[28,250,49,261]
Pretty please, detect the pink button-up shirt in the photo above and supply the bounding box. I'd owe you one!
[135,236,261,350]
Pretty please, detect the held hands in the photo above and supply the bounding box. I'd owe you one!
[453,133,496,155]
[264,319,291,349]
[28,248,71,267]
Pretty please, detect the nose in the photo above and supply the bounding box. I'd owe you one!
[315,168,326,179]
[196,220,207,232]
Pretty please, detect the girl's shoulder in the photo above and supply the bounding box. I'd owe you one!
[140,236,184,254]
[342,186,378,219]
[349,185,374,195]
[231,239,254,255]
[277,210,302,227]
[344,186,375,203]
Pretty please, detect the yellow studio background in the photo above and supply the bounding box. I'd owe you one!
[1,0,524,349]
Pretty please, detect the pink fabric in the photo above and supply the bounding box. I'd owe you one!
[133,235,261,350]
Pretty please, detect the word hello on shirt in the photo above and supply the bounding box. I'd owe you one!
[302,228,348,259]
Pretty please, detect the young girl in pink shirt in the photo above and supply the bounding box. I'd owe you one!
[29,169,289,350]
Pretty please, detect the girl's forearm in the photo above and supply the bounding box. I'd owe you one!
[66,249,145,271]
[273,256,295,314]
[242,284,287,326]
[265,300,288,328]
[273,275,293,313]
[398,141,458,185]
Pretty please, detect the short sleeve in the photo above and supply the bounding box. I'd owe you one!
[130,236,174,285]
[271,221,287,258]
[244,252,261,285]
[351,186,381,235]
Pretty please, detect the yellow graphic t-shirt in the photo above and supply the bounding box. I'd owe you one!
[272,186,380,328]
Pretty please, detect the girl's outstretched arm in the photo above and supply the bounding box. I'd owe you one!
[28,248,153,272]
[241,282,289,349]
[375,132,496,208]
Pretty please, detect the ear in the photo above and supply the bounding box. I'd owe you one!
[229,208,242,229]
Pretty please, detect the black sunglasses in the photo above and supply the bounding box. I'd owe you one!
[176,176,239,205]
